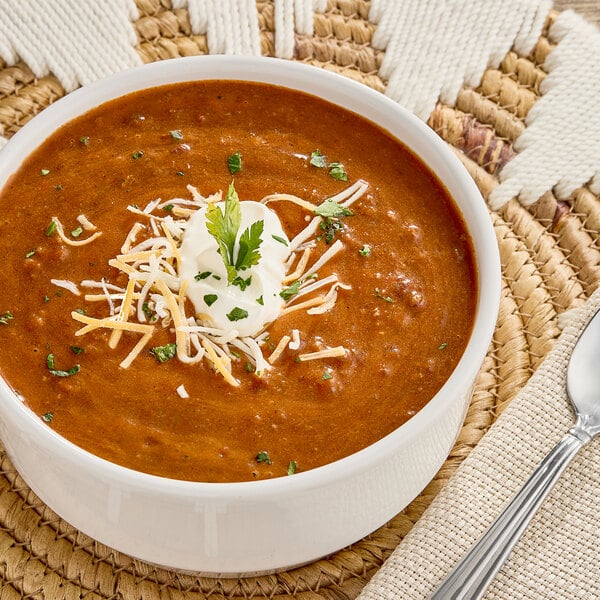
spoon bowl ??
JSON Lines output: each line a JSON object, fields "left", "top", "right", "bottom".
{"left": 567, "top": 308, "right": 600, "bottom": 438}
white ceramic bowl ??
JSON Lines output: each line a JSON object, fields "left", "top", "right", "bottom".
{"left": 0, "top": 56, "right": 501, "bottom": 575}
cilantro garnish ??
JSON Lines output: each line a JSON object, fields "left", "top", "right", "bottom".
{"left": 45, "top": 221, "right": 57, "bottom": 236}
{"left": 46, "top": 353, "right": 80, "bottom": 377}
{"left": 232, "top": 275, "right": 252, "bottom": 291}
{"left": 163, "top": 204, "right": 174, "bottom": 212}
{"left": 0, "top": 311, "right": 13, "bottom": 325}
{"left": 132, "top": 150, "right": 144, "bottom": 160}
{"left": 205, "top": 182, "right": 264, "bottom": 284}
{"left": 438, "top": 342, "right": 448, "bottom": 350}
{"left": 314, "top": 199, "right": 354, "bottom": 219}
{"left": 313, "top": 199, "right": 354, "bottom": 244}
{"left": 170, "top": 130, "right": 184, "bottom": 140}
{"left": 150, "top": 343, "right": 177, "bottom": 363}
{"left": 42, "top": 412, "right": 54, "bottom": 423}
{"left": 375, "top": 288, "right": 393, "bottom": 303}
{"left": 79, "top": 136, "right": 90, "bottom": 146}
{"left": 359, "top": 244, "right": 371, "bottom": 257}
{"left": 272, "top": 234, "right": 288, "bottom": 246}
{"left": 226, "top": 307, "right": 248, "bottom": 321}
{"left": 227, "top": 151, "right": 242, "bottom": 174}
{"left": 256, "top": 295, "right": 264, "bottom": 305}
{"left": 322, "top": 371, "right": 332, "bottom": 380}
{"left": 329, "top": 162, "right": 348, "bottom": 181}
{"left": 195, "top": 271, "right": 212, "bottom": 281}
{"left": 309, "top": 150, "right": 327, "bottom": 168}
{"left": 280, "top": 279, "right": 301, "bottom": 301}
{"left": 55, "top": 184, "right": 63, "bottom": 191}
{"left": 69, "top": 346, "right": 84, "bottom": 355}
{"left": 204, "top": 294, "right": 218, "bottom": 307}
{"left": 256, "top": 451, "right": 272, "bottom": 465}
{"left": 287, "top": 460, "right": 297, "bottom": 475}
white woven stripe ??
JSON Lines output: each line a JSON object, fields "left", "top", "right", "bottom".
{"left": 0, "top": 0, "right": 140, "bottom": 92}
{"left": 273, "top": 0, "right": 326, "bottom": 59}
{"left": 372, "top": 0, "right": 550, "bottom": 121}
{"left": 490, "top": 10, "right": 600, "bottom": 208}
{"left": 179, "top": 0, "right": 260, "bottom": 55}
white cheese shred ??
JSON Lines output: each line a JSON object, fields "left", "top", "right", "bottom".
{"left": 176, "top": 384, "right": 189, "bottom": 399}
{"left": 50, "top": 279, "right": 80, "bottom": 296}
{"left": 52, "top": 216, "right": 102, "bottom": 247}
{"left": 298, "top": 346, "right": 347, "bottom": 361}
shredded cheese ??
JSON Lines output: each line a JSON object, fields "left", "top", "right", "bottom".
{"left": 298, "top": 346, "right": 347, "bottom": 361}
{"left": 51, "top": 216, "right": 102, "bottom": 247}
{"left": 268, "top": 335, "right": 291, "bottom": 364}
{"left": 50, "top": 279, "right": 80, "bottom": 296}
{"left": 65, "top": 180, "right": 367, "bottom": 385}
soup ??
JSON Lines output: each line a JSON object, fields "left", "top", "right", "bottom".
{"left": 0, "top": 81, "right": 476, "bottom": 482}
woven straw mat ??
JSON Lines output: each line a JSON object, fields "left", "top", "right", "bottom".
{"left": 0, "top": 2, "right": 598, "bottom": 599}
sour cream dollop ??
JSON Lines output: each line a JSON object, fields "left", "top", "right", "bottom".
{"left": 179, "top": 200, "right": 290, "bottom": 337}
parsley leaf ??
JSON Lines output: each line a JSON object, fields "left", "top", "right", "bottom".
{"left": 256, "top": 451, "right": 272, "bottom": 465}
{"left": 0, "top": 311, "right": 13, "bottom": 325}
{"left": 272, "top": 234, "right": 288, "bottom": 246}
{"left": 206, "top": 182, "right": 242, "bottom": 284}
{"left": 309, "top": 150, "right": 327, "bottom": 168}
{"left": 150, "top": 343, "right": 177, "bottom": 363}
{"left": 280, "top": 279, "right": 301, "bottom": 301}
{"left": 45, "top": 221, "right": 57, "bottom": 236}
{"left": 226, "top": 307, "right": 248, "bottom": 321}
{"left": 204, "top": 294, "right": 218, "bottom": 307}
{"left": 375, "top": 288, "right": 393, "bottom": 303}
{"left": 328, "top": 162, "right": 348, "bottom": 181}
{"left": 205, "top": 182, "right": 264, "bottom": 285}
{"left": 227, "top": 151, "right": 242, "bottom": 174}
{"left": 46, "top": 353, "right": 80, "bottom": 377}
{"left": 232, "top": 275, "right": 252, "bottom": 291}
{"left": 236, "top": 220, "right": 263, "bottom": 271}
{"left": 314, "top": 199, "right": 354, "bottom": 219}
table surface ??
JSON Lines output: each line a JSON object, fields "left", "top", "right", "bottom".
{"left": 554, "top": 0, "right": 600, "bottom": 25}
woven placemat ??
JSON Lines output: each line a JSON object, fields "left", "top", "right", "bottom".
{"left": 0, "top": 2, "right": 598, "bottom": 598}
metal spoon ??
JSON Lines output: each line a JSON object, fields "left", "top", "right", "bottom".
{"left": 431, "top": 307, "right": 600, "bottom": 600}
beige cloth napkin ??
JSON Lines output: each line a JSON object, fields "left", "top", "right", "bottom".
{"left": 359, "top": 288, "right": 600, "bottom": 600}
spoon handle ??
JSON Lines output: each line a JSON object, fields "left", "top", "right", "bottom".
{"left": 430, "top": 431, "right": 588, "bottom": 600}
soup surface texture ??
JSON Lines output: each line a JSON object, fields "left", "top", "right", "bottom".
{"left": 0, "top": 81, "right": 476, "bottom": 482}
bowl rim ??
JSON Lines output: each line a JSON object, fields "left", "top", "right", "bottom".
{"left": 0, "top": 55, "right": 501, "bottom": 497}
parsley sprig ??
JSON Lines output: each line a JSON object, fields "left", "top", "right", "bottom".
{"left": 206, "top": 182, "right": 264, "bottom": 285}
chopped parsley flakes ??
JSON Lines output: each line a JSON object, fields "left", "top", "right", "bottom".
{"left": 226, "top": 306, "right": 248, "bottom": 321}
{"left": 46, "top": 353, "right": 80, "bottom": 377}
{"left": 204, "top": 294, "right": 218, "bottom": 307}
{"left": 150, "top": 343, "right": 177, "bottom": 363}
{"left": 256, "top": 450, "right": 272, "bottom": 465}
{"left": 309, "top": 149, "right": 327, "bottom": 168}
{"left": 227, "top": 151, "right": 242, "bottom": 174}
{"left": 0, "top": 311, "right": 13, "bottom": 325}
{"left": 328, "top": 162, "right": 348, "bottom": 181}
